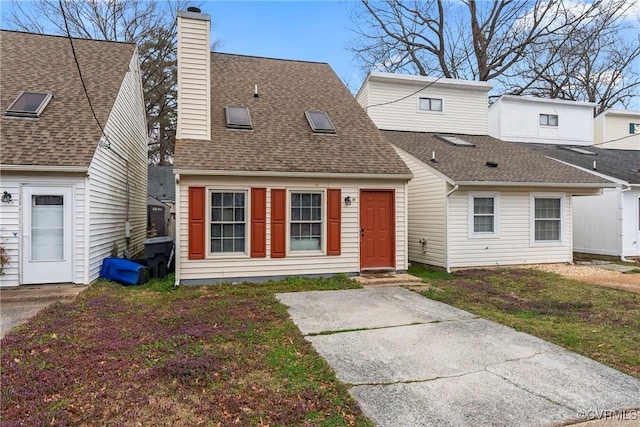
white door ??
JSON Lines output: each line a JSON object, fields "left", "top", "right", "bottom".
{"left": 22, "top": 186, "right": 73, "bottom": 284}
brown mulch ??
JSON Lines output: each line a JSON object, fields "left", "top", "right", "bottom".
{"left": 524, "top": 264, "right": 640, "bottom": 294}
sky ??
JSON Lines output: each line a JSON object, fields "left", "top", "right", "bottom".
{"left": 206, "top": 1, "right": 363, "bottom": 91}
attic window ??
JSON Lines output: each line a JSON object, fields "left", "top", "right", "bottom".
{"left": 305, "top": 111, "right": 336, "bottom": 134}
{"left": 559, "top": 146, "right": 597, "bottom": 155}
{"left": 5, "top": 92, "right": 52, "bottom": 118}
{"left": 225, "top": 106, "right": 252, "bottom": 129}
{"left": 435, "top": 134, "right": 475, "bottom": 147}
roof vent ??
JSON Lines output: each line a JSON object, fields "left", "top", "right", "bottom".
{"left": 187, "top": 6, "right": 201, "bottom": 13}
{"left": 486, "top": 161, "right": 498, "bottom": 168}
{"left": 435, "top": 134, "right": 475, "bottom": 147}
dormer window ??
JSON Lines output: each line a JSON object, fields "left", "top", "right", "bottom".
{"left": 225, "top": 106, "right": 252, "bottom": 130}
{"left": 5, "top": 91, "right": 52, "bottom": 118}
{"left": 539, "top": 114, "right": 558, "bottom": 127}
{"left": 418, "top": 97, "right": 443, "bottom": 112}
{"left": 305, "top": 111, "right": 336, "bottom": 134}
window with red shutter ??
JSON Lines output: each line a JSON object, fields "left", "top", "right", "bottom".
{"left": 327, "top": 189, "right": 341, "bottom": 255}
{"left": 251, "top": 188, "right": 266, "bottom": 257}
{"left": 271, "top": 189, "right": 286, "bottom": 258}
{"left": 188, "top": 187, "right": 205, "bottom": 259}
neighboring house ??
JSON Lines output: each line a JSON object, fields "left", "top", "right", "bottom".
{"left": 357, "top": 73, "right": 612, "bottom": 270}
{"left": 524, "top": 145, "right": 640, "bottom": 259}
{"left": 488, "top": 95, "right": 596, "bottom": 146}
{"left": 172, "top": 9, "right": 412, "bottom": 285}
{"left": 593, "top": 109, "right": 640, "bottom": 150}
{"left": 0, "top": 30, "right": 148, "bottom": 287}
{"left": 148, "top": 165, "right": 175, "bottom": 237}
{"left": 356, "top": 72, "right": 492, "bottom": 135}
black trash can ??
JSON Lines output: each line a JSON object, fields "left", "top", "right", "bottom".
{"left": 143, "top": 236, "right": 174, "bottom": 279}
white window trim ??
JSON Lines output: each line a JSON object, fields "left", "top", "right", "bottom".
{"left": 417, "top": 96, "right": 445, "bottom": 114}
{"left": 468, "top": 192, "right": 499, "bottom": 239}
{"left": 206, "top": 187, "right": 251, "bottom": 259}
{"left": 539, "top": 113, "right": 559, "bottom": 127}
{"left": 530, "top": 193, "right": 565, "bottom": 247}
{"left": 286, "top": 189, "right": 326, "bottom": 257}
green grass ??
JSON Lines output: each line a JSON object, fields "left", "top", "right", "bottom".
{"left": 1, "top": 274, "right": 372, "bottom": 426}
{"left": 409, "top": 265, "right": 640, "bottom": 378}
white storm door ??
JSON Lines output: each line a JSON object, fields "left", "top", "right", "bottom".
{"left": 22, "top": 186, "right": 73, "bottom": 284}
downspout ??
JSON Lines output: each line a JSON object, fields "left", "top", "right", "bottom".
{"left": 174, "top": 173, "right": 180, "bottom": 288}
{"left": 619, "top": 184, "right": 632, "bottom": 262}
{"left": 444, "top": 184, "right": 459, "bottom": 273}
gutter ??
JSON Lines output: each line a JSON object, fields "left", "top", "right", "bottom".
{"left": 173, "top": 169, "right": 414, "bottom": 180}
{"left": 453, "top": 181, "right": 616, "bottom": 188}
{"left": 0, "top": 164, "right": 88, "bottom": 173}
{"left": 444, "top": 184, "right": 459, "bottom": 273}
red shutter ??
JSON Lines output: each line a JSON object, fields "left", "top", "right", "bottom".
{"left": 251, "top": 188, "right": 267, "bottom": 258}
{"left": 271, "top": 189, "right": 286, "bottom": 258}
{"left": 188, "top": 186, "right": 205, "bottom": 260}
{"left": 327, "top": 189, "right": 341, "bottom": 256}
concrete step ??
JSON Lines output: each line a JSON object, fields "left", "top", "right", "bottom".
{"left": 353, "top": 273, "right": 424, "bottom": 286}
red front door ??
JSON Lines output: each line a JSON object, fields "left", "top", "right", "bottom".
{"left": 360, "top": 190, "right": 395, "bottom": 270}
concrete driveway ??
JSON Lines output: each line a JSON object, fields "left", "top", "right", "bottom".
{"left": 276, "top": 287, "right": 640, "bottom": 427}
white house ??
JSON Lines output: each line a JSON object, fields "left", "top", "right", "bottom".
{"left": 488, "top": 95, "right": 596, "bottom": 146}
{"left": 524, "top": 144, "right": 640, "bottom": 259}
{"left": 173, "top": 9, "right": 412, "bottom": 285}
{"left": 0, "top": 31, "right": 148, "bottom": 287}
{"left": 357, "top": 73, "right": 612, "bottom": 270}
{"left": 593, "top": 109, "right": 640, "bottom": 150}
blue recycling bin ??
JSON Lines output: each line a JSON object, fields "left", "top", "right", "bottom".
{"left": 100, "top": 257, "right": 147, "bottom": 286}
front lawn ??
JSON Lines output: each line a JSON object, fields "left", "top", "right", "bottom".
{"left": 410, "top": 265, "right": 640, "bottom": 378}
{"left": 1, "top": 275, "right": 372, "bottom": 426}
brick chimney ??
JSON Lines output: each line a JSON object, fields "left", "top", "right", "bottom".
{"left": 176, "top": 7, "right": 211, "bottom": 140}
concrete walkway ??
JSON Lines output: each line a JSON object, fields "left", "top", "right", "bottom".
{"left": 276, "top": 287, "right": 640, "bottom": 427}
{"left": 0, "top": 284, "right": 87, "bottom": 338}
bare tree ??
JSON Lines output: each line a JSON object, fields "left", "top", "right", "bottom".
{"left": 8, "top": 0, "right": 206, "bottom": 164}
{"left": 350, "top": 0, "right": 640, "bottom": 111}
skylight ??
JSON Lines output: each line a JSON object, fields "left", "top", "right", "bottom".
{"left": 225, "top": 106, "right": 252, "bottom": 129}
{"left": 305, "top": 111, "right": 336, "bottom": 134}
{"left": 5, "top": 92, "right": 52, "bottom": 118}
{"left": 435, "top": 134, "right": 475, "bottom": 147}
{"left": 559, "top": 146, "right": 597, "bottom": 155}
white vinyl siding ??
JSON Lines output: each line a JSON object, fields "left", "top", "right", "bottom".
{"left": 362, "top": 79, "right": 489, "bottom": 135}
{"left": 395, "top": 147, "right": 447, "bottom": 268}
{"left": 87, "top": 52, "right": 148, "bottom": 282}
{"left": 177, "top": 175, "right": 408, "bottom": 282}
{"left": 594, "top": 111, "right": 640, "bottom": 150}
{"left": 0, "top": 173, "right": 86, "bottom": 287}
{"left": 448, "top": 189, "right": 572, "bottom": 268}
{"left": 488, "top": 96, "right": 594, "bottom": 145}
{"left": 177, "top": 13, "right": 210, "bottom": 140}
{"left": 572, "top": 187, "right": 640, "bottom": 257}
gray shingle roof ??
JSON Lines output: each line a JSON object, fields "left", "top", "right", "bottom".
{"left": 383, "top": 130, "right": 611, "bottom": 185}
{"left": 174, "top": 53, "right": 411, "bottom": 176}
{"left": 148, "top": 166, "right": 175, "bottom": 200}
{"left": 522, "top": 144, "right": 640, "bottom": 185}
{"left": 0, "top": 30, "right": 136, "bottom": 168}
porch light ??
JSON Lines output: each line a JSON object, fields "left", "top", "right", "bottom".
{"left": 344, "top": 196, "right": 352, "bottom": 206}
